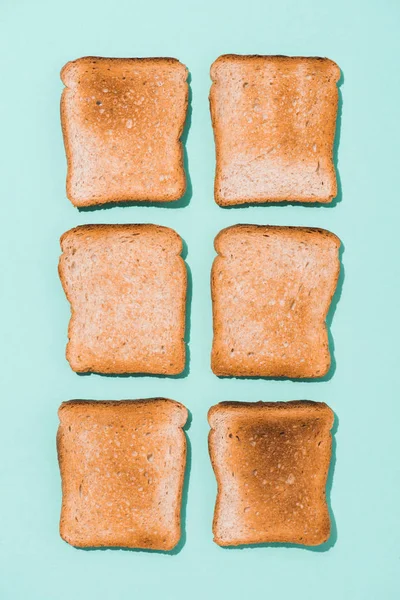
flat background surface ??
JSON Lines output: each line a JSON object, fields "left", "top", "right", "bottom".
{"left": 1, "top": 0, "right": 399, "bottom": 598}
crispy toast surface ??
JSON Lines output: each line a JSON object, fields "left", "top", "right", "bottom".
{"left": 210, "top": 55, "right": 340, "bottom": 205}
{"left": 57, "top": 399, "right": 188, "bottom": 549}
{"left": 208, "top": 400, "right": 334, "bottom": 546}
{"left": 61, "top": 56, "right": 188, "bottom": 206}
{"left": 211, "top": 225, "right": 340, "bottom": 378}
{"left": 59, "top": 224, "right": 187, "bottom": 374}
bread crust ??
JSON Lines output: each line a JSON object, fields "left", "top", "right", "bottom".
{"left": 61, "top": 56, "right": 188, "bottom": 207}
{"left": 208, "top": 400, "right": 334, "bottom": 546}
{"left": 57, "top": 398, "right": 188, "bottom": 550}
{"left": 59, "top": 224, "right": 187, "bottom": 374}
{"left": 209, "top": 54, "right": 340, "bottom": 205}
{"left": 211, "top": 225, "right": 341, "bottom": 378}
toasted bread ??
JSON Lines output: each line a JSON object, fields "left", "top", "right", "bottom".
{"left": 208, "top": 400, "right": 334, "bottom": 546}
{"left": 59, "top": 224, "right": 187, "bottom": 374}
{"left": 61, "top": 57, "right": 188, "bottom": 206}
{"left": 57, "top": 399, "right": 188, "bottom": 549}
{"left": 211, "top": 225, "right": 341, "bottom": 378}
{"left": 210, "top": 55, "right": 340, "bottom": 205}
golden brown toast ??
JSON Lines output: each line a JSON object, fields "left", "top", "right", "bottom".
{"left": 59, "top": 224, "right": 187, "bottom": 375}
{"left": 210, "top": 55, "right": 340, "bottom": 205}
{"left": 61, "top": 57, "right": 188, "bottom": 206}
{"left": 211, "top": 225, "right": 341, "bottom": 378}
{"left": 57, "top": 399, "right": 188, "bottom": 549}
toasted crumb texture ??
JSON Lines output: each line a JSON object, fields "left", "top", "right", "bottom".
{"left": 57, "top": 399, "right": 188, "bottom": 549}
{"left": 210, "top": 55, "right": 340, "bottom": 205}
{"left": 59, "top": 224, "right": 186, "bottom": 374}
{"left": 208, "top": 400, "right": 334, "bottom": 546}
{"left": 211, "top": 225, "right": 341, "bottom": 378}
{"left": 61, "top": 56, "right": 188, "bottom": 206}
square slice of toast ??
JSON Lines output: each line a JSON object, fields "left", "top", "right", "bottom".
{"left": 61, "top": 56, "right": 188, "bottom": 207}
{"left": 59, "top": 224, "right": 187, "bottom": 375}
{"left": 210, "top": 55, "right": 340, "bottom": 205}
{"left": 208, "top": 401, "right": 334, "bottom": 546}
{"left": 211, "top": 225, "right": 341, "bottom": 378}
{"left": 57, "top": 399, "right": 188, "bottom": 549}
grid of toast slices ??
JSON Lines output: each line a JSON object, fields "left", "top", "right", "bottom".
{"left": 57, "top": 54, "right": 341, "bottom": 550}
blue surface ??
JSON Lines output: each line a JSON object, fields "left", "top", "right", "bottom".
{"left": 1, "top": 0, "right": 399, "bottom": 598}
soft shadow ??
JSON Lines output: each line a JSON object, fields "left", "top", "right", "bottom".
{"left": 322, "top": 241, "right": 345, "bottom": 381}
{"left": 172, "top": 410, "right": 192, "bottom": 554}
{"left": 221, "top": 412, "right": 339, "bottom": 553}
{"left": 219, "top": 70, "right": 344, "bottom": 210}
{"left": 77, "top": 410, "right": 192, "bottom": 555}
{"left": 332, "top": 70, "right": 344, "bottom": 205}
{"left": 216, "top": 242, "right": 345, "bottom": 383}
{"left": 77, "top": 73, "right": 193, "bottom": 212}
{"left": 77, "top": 237, "right": 192, "bottom": 380}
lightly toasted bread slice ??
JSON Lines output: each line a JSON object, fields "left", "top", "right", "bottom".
{"left": 211, "top": 225, "right": 341, "bottom": 378}
{"left": 210, "top": 55, "right": 340, "bottom": 205}
{"left": 208, "top": 400, "right": 334, "bottom": 546}
{"left": 61, "top": 56, "right": 188, "bottom": 207}
{"left": 59, "top": 224, "right": 187, "bottom": 375}
{"left": 57, "top": 398, "right": 188, "bottom": 550}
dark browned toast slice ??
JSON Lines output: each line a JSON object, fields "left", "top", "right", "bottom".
{"left": 208, "top": 401, "right": 334, "bottom": 546}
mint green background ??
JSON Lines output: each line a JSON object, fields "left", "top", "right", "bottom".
{"left": 1, "top": 0, "right": 399, "bottom": 598}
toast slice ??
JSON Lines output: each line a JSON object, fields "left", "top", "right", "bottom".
{"left": 211, "top": 225, "right": 341, "bottom": 378}
{"left": 61, "top": 56, "right": 188, "bottom": 207}
{"left": 59, "top": 224, "right": 186, "bottom": 374}
{"left": 208, "top": 401, "right": 334, "bottom": 546}
{"left": 210, "top": 55, "right": 340, "bottom": 205}
{"left": 57, "top": 399, "right": 188, "bottom": 549}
